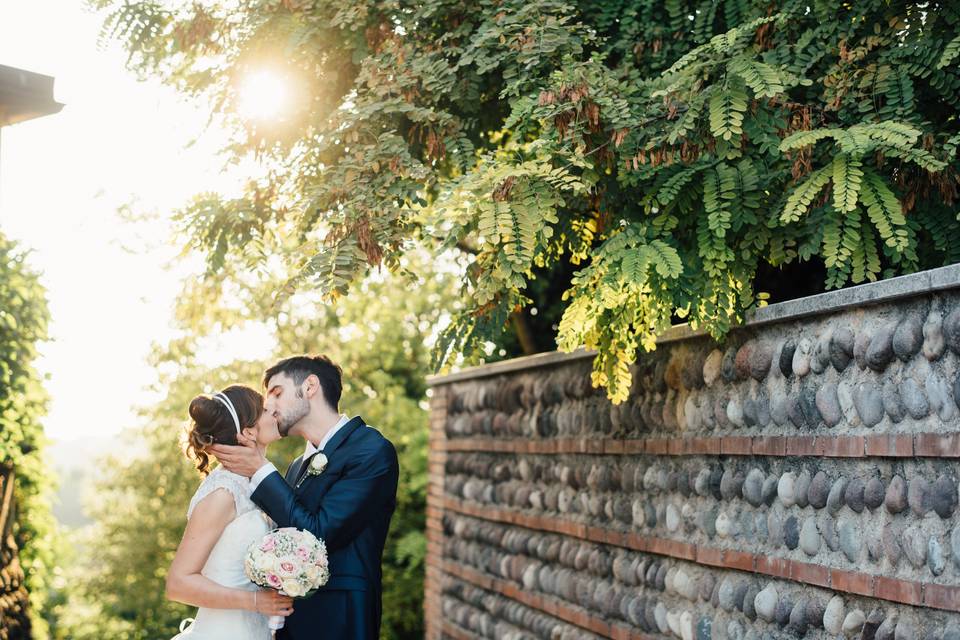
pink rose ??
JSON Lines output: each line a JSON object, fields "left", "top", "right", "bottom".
{"left": 260, "top": 537, "right": 276, "bottom": 552}
{"left": 280, "top": 561, "right": 296, "bottom": 573}
{"left": 295, "top": 547, "right": 309, "bottom": 561}
{"left": 267, "top": 573, "right": 282, "bottom": 588}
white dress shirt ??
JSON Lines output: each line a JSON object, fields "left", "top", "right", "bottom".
{"left": 250, "top": 414, "right": 350, "bottom": 491}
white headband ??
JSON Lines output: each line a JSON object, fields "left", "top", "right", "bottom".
{"left": 213, "top": 392, "right": 241, "bottom": 434}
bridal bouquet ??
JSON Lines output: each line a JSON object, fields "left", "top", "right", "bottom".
{"left": 244, "top": 527, "right": 330, "bottom": 631}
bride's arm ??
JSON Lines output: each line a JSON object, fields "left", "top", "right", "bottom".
{"left": 165, "top": 488, "right": 292, "bottom": 616}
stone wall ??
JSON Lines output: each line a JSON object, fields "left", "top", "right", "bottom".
{"left": 0, "top": 470, "right": 30, "bottom": 639}
{"left": 425, "top": 266, "right": 960, "bottom": 640}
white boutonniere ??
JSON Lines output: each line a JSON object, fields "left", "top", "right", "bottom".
{"left": 307, "top": 453, "right": 328, "bottom": 476}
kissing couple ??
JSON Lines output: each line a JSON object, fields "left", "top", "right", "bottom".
{"left": 164, "top": 355, "right": 399, "bottom": 639}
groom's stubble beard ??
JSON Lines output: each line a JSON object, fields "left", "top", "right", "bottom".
{"left": 277, "top": 387, "right": 310, "bottom": 437}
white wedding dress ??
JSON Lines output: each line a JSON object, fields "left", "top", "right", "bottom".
{"left": 171, "top": 466, "right": 273, "bottom": 640}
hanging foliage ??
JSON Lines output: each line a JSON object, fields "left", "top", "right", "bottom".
{"left": 93, "top": 0, "right": 960, "bottom": 401}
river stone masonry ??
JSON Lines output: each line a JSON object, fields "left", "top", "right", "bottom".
{"left": 425, "top": 267, "right": 960, "bottom": 640}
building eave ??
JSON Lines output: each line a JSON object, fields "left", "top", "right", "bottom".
{"left": 0, "top": 64, "right": 64, "bottom": 127}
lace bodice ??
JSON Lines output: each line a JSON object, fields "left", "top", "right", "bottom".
{"left": 172, "top": 466, "right": 272, "bottom": 640}
{"left": 187, "top": 466, "right": 258, "bottom": 520}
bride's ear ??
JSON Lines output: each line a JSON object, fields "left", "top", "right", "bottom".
{"left": 239, "top": 426, "right": 257, "bottom": 445}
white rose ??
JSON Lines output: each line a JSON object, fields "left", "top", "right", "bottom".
{"left": 281, "top": 579, "right": 306, "bottom": 597}
{"left": 257, "top": 553, "right": 280, "bottom": 574}
{"left": 304, "top": 564, "right": 321, "bottom": 585}
{"left": 308, "top": 453, "right": 328, "bottom": 475}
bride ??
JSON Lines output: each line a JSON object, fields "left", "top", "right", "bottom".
{"left": 165, "top": 385, "right": 294, "bottom": 639}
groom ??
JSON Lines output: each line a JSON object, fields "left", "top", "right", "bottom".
{"left": 213, "top": 355, "right": 399, "bottom": 640}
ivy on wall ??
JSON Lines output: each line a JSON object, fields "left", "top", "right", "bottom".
{"left": 0, "top": 230, "right": 55, "bottom": 637}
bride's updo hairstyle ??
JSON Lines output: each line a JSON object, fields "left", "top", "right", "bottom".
{"left": 186, "top": 385, "right": 264, "bottom": 475}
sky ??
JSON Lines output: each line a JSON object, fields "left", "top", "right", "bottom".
{"left": 0, "top": 1, "right": 268, "bottom": 443}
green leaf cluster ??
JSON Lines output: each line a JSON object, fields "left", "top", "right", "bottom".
{"left": 0, "top": 230, "right": 57, "bottom": 638}
{"left": 93, "top": 0, "right": 960, "bottom": 401}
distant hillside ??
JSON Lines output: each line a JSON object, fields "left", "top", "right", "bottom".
{"left": 48, "top": 432, "right": 147, "bottom": 529}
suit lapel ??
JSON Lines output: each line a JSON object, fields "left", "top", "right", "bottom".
{"left": 322, "top": 416, "right": 365, "bottom": 456}
{"left": 293, "top": 417, "right": 365, "bottom": 490}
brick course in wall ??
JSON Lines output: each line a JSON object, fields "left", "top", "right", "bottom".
{"left": 426, "top": 272, "right": 960, "bottom": 639}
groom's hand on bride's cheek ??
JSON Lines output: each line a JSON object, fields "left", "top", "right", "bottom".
{"left": 209, "top": 440, "right": 266, "bottom": 478}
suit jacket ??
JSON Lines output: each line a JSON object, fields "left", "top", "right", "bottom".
{"left": 251, "top": 417, "right": 399, "bottom": 640}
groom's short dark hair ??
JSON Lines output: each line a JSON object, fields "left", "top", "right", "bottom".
{"left": 264, "top": 355, "right": 343, "bottom": 411}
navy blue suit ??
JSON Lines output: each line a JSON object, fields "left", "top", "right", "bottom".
{"left": 251, "top": 417, "right": 398, "bottom": 640}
